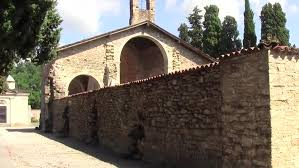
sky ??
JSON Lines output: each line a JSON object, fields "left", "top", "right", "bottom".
{"left": 57, "top": 0, "right": 299, "bottom": 47}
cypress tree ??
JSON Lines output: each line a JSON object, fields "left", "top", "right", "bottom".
{"left": 187, "top": 6, "right": 204, "bottom": 49}
{"left": 203, "top": 5, "right": 222, "bottom": 57}
{"left": 220, "top": 16, "right": 242, "bottom": 54}
{"left": 178, "top": 23, "right": 190, "bottom": 43}
{"left": 243, "top": 0, "right": 257, "bottom": 48}
{"left": 260, "top": 3, "right": 289, "bottom": 45}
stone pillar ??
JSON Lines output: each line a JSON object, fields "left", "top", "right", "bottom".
{"left": 172, "top": 48, "right": 181, "bottom": 71}
{"left": 104, "top": 43, "right": 117, "bottom": 86}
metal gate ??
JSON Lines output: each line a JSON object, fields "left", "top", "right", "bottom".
{"left": 0, "top": 106, "right": 7, "bottom": 123}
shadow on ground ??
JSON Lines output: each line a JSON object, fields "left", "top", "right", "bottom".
{"left": 6, "top": 128, "right": 163, "bottom": 168}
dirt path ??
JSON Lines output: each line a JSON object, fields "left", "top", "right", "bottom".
{"left": 0, "top": 127, "right": 155, "bottom": 168}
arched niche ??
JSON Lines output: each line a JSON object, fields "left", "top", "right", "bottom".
{"left": 139, "top": 0, "right": 147, "bottom": 10}
{"left": 68, "top": 75, "right": 100, "bottom": 95}
{"left": 120, "top": 36, "right": 167, "bottom": 84}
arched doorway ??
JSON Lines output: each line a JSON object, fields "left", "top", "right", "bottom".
{"left": 120, "top": 37, "right": 167, "bottom": 83}
{"left": 68, "top": 75, "right": 100, "bottom": 95}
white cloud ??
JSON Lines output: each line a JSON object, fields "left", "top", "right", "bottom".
{"left": 290, "top": 4, "right": 298, "bottom": 13}
{"left": 57, "top": 0, "right": 121, "bottom": 35}
{"left": 180, "top": 0, "right": 243, "bottom": 22}
{"left": 165, "top": 0, "right": 177, "bottom": 10}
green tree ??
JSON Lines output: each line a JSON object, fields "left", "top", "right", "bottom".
{"left": 260, "top": 3, "right": 289, "bottom": 45}
{"left": 0, "top": 76, "right": 8, "bottom": 94}
{"left": 187, "top": 6, "right": 204, "bottom": 49}
{"left": 203, "top": 5, "right": 222, "bottom": 57}
{"left": 243, "top": 0, "right": 257, "bottom": 48}
{"left": 0, "top": 0, "right": 62, "bottom": 93}
{"left": 220, "top": 16, "right": 242, "bottom": 54}
{"left": 178, "top": 23, "right": 190, "bottom": 43}
{"left": 11, "top": 62, "right": 42, "bottom": 109}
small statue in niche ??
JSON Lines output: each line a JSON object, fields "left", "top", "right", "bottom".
{"left": 86, "top": 99, "right": 98, "bottom": 145}
{"left": 62, "top": 100, "right": 71, "bottom": 137}
{"left": 125, "top": 124, "right": 145, "bottom": 160}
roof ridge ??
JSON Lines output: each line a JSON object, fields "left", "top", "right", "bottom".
{"left": 58, "top": 21, "right": 215, "bottom": 62}
{"left": 271, "top": 45, "right": 299, "bottom": 55}
{"left": 217, "top": 44, "right": 299, "bottom": 61}
{"left": 217, "top": 47, "right": 262, "bottom": 60}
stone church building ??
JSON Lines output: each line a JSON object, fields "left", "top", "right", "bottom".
{"left": 42, "top": 0, "right": 213, "bottom": 97}
{"left": 41, "top": 0, "right": 299, "bottom": 168}
{"left": 41, "top": 0, "right": 214, "bottom": 125}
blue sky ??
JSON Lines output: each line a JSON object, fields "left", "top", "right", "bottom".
{"left": 58, "top": 0, "right": 299, "bottom": 47}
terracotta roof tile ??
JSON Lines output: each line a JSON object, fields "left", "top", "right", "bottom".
{"left": 55, "top": 62, "right": 220, "bottom": 100}
{"left": 272, "top": 46, "right": 299, "bottom": 55}
{"left": 217, "top": 47, "right": 261, "bottom": 60}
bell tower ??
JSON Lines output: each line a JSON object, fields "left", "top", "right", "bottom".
{"left": 130, "top": 0, "right": 155, "bottom": 25}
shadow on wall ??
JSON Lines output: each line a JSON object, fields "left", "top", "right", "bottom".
{"left": 5, "top": 128, "right": 162, "bottom": 168}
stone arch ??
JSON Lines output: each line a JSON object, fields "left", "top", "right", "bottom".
{"left": 67, "top": 75, "right": 100, "bottom": 95}
{"left": 120, "top": 36, "right": 168, "bottom": 83}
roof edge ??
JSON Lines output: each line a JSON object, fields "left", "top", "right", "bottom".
{"left": 58, "top": 21, "right": 216, "bottom": 62}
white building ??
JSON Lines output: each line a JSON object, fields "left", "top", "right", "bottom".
{"left": 0, "top": 75, "right": 31, "bottom": 126}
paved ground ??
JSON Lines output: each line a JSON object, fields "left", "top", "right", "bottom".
{"left": 0, "top": 127, "right": 156, "bottom": 168}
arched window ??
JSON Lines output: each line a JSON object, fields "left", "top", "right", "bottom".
{"left": 68, "top": 75, "right": 100, "bottom": 95}
{"left": 120, "top": 37, "right": 167, "bottom": 84}
{"left": 139, "top": 0, "right": 147, "bottom": 10}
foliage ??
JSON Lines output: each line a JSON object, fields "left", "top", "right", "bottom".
{"left": 203, "top": 5, "right": 222, "bottom": 57}
{"left": 178, "top": 23, "right": 190, "bottom": 43}
{"left": 187, "top": 6, "right": 204, "bottom": 49}
{"left": 243, "top": 0, "right": 257, "bottom": 48}
{"left": 0, "top": 0, "right": 61, "bottom": 92}
{"left": 260, "top": 3, "right": 289, "bottom": 45}
{"left": 0, "top": 76, "right": 8, "bottom": 94}
{"left": 11, "top": 62, "right": 42, "bottom": 109}
{"left": 220, "top": 16, "right": 242, "bottom": 54}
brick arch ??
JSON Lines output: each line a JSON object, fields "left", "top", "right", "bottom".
{"left": 67, "top": 75, "right": 100, "bottom": 95}
{"left": 120, "top": 36, "right": 168, "bottom": 83}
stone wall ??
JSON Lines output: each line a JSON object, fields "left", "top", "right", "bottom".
{"left": 52, "top": 63, "right": 222, "bottom": 167}
{"left": 52, "top": 92, "right": 98, "bottom": 141}
{"left": 220, "top": 50, "right": 272, "bottom": 167}
{"left": 50, "top": 49, "right": 299, "bottom": 167}
{"left": 269, "top": 51, "right": 299, "bottom": 168}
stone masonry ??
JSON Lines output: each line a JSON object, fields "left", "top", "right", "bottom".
{"left": 49, "top": 47, "right": 299, "bottom": 167}
{"left": 40, "top": 22, "right": 213, "bottom": 131}
{"left": 40, "top": 3, "right": 214, "bottom": 131}
{"left": 269, "top": 49, "right": 299, "bottom": 168}
{"left": 130, "top": 0, "right": 155, "bottom": 25}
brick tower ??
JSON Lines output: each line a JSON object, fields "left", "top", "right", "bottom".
{"left": 129, "top": 0, "right": 155, "bottom": 25}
